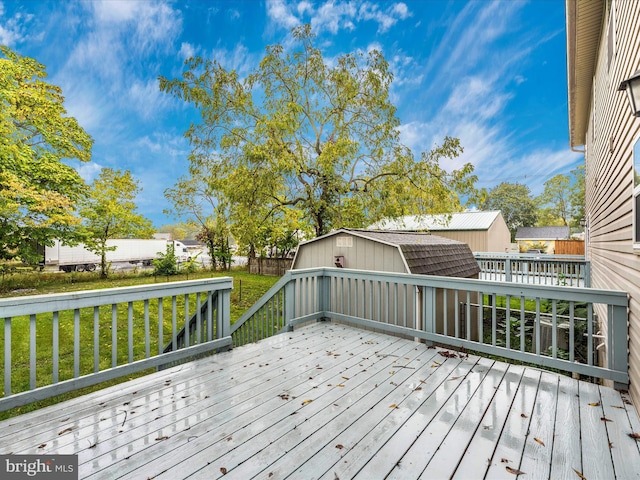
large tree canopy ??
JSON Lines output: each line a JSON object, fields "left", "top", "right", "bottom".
{"left": 482, "top": 182, "right": 538, "bottom": 241}
{"left": 160, "top": 25, "right": 477, "bottom": 240}
{"left": 0, "top": 46, "right": 93, "bottom": 263}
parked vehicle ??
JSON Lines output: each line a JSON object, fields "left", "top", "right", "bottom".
{"left": 44, "top": 239, "right": 191, "bottom": 272}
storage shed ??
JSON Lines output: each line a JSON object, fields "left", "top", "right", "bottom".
{"left": 292, "top": 229, "right": 480, "bottom": 338}
{"left": 515, "top": 226, "right": 570, "bottom": 254}
{"left": 292, "top": 229, "right": 480, "bottom": 277}
{"left": 369, "top": 211, "right": 511, "bottom": 253}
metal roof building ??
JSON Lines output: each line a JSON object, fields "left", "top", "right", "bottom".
{"left": 369, "top": 211, "right": 511, "bottom": 253}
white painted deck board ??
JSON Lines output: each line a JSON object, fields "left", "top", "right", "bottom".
{"left": 0, "top": 322, "right": 639, "bottom": 480}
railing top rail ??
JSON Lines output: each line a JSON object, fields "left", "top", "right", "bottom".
{"left": 289, "top": 267, "right": 627, "bottom": 306}
{"left": 0, "top": 277, "right": 234, "bottom": 317}
{"left": 473, "top": 252, "right": 586, "bottom": 261}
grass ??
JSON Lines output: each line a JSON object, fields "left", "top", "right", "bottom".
{"left": 0, "top": 266, "right": 279, "bottom": 420}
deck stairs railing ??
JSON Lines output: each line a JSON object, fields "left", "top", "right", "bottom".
{"left": 474, "top": 253, "right": 590, "bottom": 287}
{"left": 0, "top": 278, "right": 232, "bottom": 412}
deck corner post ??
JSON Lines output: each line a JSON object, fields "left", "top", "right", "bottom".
{"left": 584, "top": 261, "right": 591, "bottom": 288}
{"left": 610, "top": 301, "right": 629, "bottom": 390}
{"left": 318, "top": 273, "right": 331, "bottom": 321}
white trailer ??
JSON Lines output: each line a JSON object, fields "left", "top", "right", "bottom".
{"left": 44, "top": 239, "right": 191, "bottom": 272}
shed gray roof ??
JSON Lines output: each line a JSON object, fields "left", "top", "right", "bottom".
{"left": 341, "top": 229, "right": 480, "bottom": 278}
{"left": 515, "top": 226, "right": 570, "bottom": 240}
{"left": 369, "top": 211, "right": 502, "bottom": 231}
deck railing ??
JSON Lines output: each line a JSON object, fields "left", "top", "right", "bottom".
{"left": 231, "top": 267, "right": 628, "bottom": 387}
{"left": 0, "top": 278, "right": 232, "bottom": 412}
{"left": 474, "top": 253, "right": 590, "bottom": 287}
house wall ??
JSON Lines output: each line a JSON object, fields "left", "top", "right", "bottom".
{"left": 584, "top": 0, "right": 640, "bottom": 403}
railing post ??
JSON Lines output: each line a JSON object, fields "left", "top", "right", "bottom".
{"left": 318, "top": 272, "right": 331, "bottom": 321}
{"left": 505, "top": 259, "right": 512, "bottom": 282}
{"left": 284, "top": 278, "right": 295, "bottom": 331}
{"left": 584, "top": 261, "right": 591, "bottom": 288}
{"left": 609, "top": 300, "right": 629, "bottom": 390}
{"left": 217, "top": 288, "right": 231, "bottom": 339}
{"left": 423, "top": 286, "right": 436, "bottom": 335}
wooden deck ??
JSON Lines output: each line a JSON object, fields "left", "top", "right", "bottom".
{"left": 1, "top": 322, "right": 639, "bottom": 479}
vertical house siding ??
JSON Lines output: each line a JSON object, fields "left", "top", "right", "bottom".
{"left": 585, "top": 0, "right": 640, "bottom": 403}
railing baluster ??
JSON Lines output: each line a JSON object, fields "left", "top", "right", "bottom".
{"left": 4, "top": 317, "right": 11, "bottom": 396}
{"left": 30, "top": 314, "right": 36, "bottom": 389}
{"left": 53, "top": 311, "right": 60, "bottom": 382}
{"left": 491, "top": 293, "right": 496, "bottom": 346}
{"left": 587, "top": 302, "right": 594, "bottom": 366}
{"left": 195, "top": 293, "right": 201, "bottom": 345}
{"left": 73, "top": 308, "right": 80, "bottom": 378}
{"left": 551, "top": 299, "right": 557, "bottom": 359}
{"left": 93, "top": 307, "right": 99, "bottom": 373}
{"left": 171, "top": 296, "right": 177, "bottom": 352}
{"left": 128, "top": 301, "right": 134, "bottom": 363}
{"left": 158, "top": 298, "right": 163, "bottom": 355}
{"left": 505, "top": 295, "right": 511, "bottom": 350}
{"left": 144, "top": 300, "right": 150, "bottom": 359}
{"left": 183, "top": 294, "right": 189, "bottom": 348}
{"left": 535, "top": 298, "right": 541, "bottom": 356}
{"left": 519, "top": 296, "right": 525, "bottom": 353}
{"left": 569, "top": 301, "right": 575, "bottom": 363}
{"left": 112, "top": 304, "right": 118, "bottom": 368}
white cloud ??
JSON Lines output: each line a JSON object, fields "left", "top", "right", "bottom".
{"left": 179, "top": 42, "right": 196, "bottom": 60}
{"left": 266, "top": 0, "right": 300, "bottom": 29}
{"left": 75, "top": 162, "right": 104, "bottom": 184}
{"left": 265, "top": 0, "right": 412, "bottom": 35}
{"left": 0, "top": 4, "right": 33, "bottom": 45}
{"left": 358, "top": 2, "right": 412, "bottom": 33}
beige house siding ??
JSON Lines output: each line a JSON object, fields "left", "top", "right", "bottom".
{"left": 486, "top": 214, "right": 512, "bottom": 252}
{"left": 578, "top": 0, "right": 640, "bottom": 404}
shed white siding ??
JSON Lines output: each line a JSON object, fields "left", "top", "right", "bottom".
{"left": 292, "top": 233, "right": 407, "bottom": 273}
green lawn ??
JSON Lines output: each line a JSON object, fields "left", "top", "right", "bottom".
{"left": 0, "top": 267, "right": 279, "bottom": 420}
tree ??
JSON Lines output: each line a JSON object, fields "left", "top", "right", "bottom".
{"left": 0, "top": 46, "right": 93, "bottom": 264}
{"left": 481, "top": 182, "right": 537, "bottom": 241}
{"left": 536, "top": 174, "right": 571, "bottom": 226}
{"left": 159, "top": 25, "right": 477, "bottom": 239}
{"left": 79, "top": 168, "right": 154, "bottom": 277}
{"left": 568, "top": 165, "right": 585, "bottom": 227}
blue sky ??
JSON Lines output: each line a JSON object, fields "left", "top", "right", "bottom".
{"left": 0, "top": 0, "right": 579, "bottom": 228}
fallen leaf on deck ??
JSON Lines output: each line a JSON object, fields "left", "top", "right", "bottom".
{"left": 520, "top": 413, "right": 528, "bottom": 418}
{"left": 227, "top": 437, "right": 232, "bottom": 441}
{"left": 155, "top": 436, "right": 169, "bottom": 441}
{"left": 506, "top": 466, "right": 525, "bottom": 475}
{"left": 448, "top": 376, "right": 461, "bottom": 381}
{"left": 534, "top": 437, "right": 545, "bottom": 446}
{"left": 220, "top": 467, "right": 227, "bottom": 475}
{"left": 588, "top": 401, "right": 601, "bottom": 407}
{"left": 572, "top": 468, "right": 586, "bottom": 479}
{"left": 58, "top": 428, "right": 73, "bottom": 436}
{"left": 342, "top": 376, "right": 349, "bottom": 380}
{"left": 389, "top": 404, "right": 399, "bottom": 409}
{"left": 600, "top": 417, "right": 613, "bottom": 422}
{"left": 335, "top": 444, "right": 344, "bottom": 449}
{"left": 301, "top": 399, "right": 313, "bottom": 405}
{"left": 38, "top": 444, "right": 46, "bottom": 449}
{"left": 501, "top": 458, "right": 510, "bottom": 463}
{"left": 611, "top": 405, "right": 625, "bottom": 409}
{"left": 414, "top": 387, "right": 422, "bottom": 391}
{"left": 628, "top": 432, "right": 640, "bottom": 440}
{"left": 337, "top": 384, "right": 345, "bottom": 388}
{"left": 389, "top": 371, "right": 395, "bottom": 374}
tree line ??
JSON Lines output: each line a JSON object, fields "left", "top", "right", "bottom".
{"left": 1, "top": 26, "right": 584, "bottom": 276}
